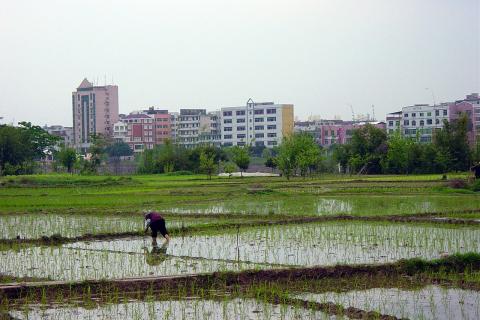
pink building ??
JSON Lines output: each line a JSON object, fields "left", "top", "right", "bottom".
{"left": 122, "top": 114, "right": 155, "bottom": 153}
{"left": 72, "top": 78, "right": 119, "bottom": 151}
{"left": 294, "top": 120, "right": 386, "bottom": 147}
{"left": 449, "top": 100, "right": 476, "bottom": 146}
{"left": 144, "top": 107, "right": 171, "bottom": 145}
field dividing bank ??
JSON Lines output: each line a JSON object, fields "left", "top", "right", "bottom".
{"left": 2, "top": 253, "right": 480, "bottom": 300}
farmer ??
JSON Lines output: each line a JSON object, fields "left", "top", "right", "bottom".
{"left": 144, "top": 210, "right": 170, "bottom": 246}
{"left": 471, "top": 162, "right": 480, "bottom": 179}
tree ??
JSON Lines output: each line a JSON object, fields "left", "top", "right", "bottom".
{"left": 199, "top": 151, "right": 216, "bottom": 179}
{"left": 82, "top": 134, "right": 108, "bottom": 174}
{"left": 276, "top": 133, "right": 321, "bottom": 179}
{"left": 230, "top": 146, "right": 250, "bottom": 177}
{"left": 0, "top": 123, "right": 58, "bottom": 175}
{"left": 349, "top": 124, "right": 387, "bottom": 174}
{"left": 18, "top": 122, "right": 59, "bottom": 159}
{"left": 56, "top": 147, "right": 78, "bottom": 173}
{"left": 381, "top": 131, "right": 413, "bottom": 174}
{"left": 106, "top": 141, "right": 133, "bottom": 158}
{"left": 265, "top": 157, "right": 277, "bottom": 173}
{"left": 223, "top": 162, "right": 236, "bottom": 178}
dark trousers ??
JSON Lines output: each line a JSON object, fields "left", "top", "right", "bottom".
{"left": 151, "top": 219, "right": 168, "bottom": 238}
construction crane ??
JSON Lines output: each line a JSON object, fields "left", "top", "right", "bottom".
{"left": 348, "top": 104, "right": 355, "bottom": 121}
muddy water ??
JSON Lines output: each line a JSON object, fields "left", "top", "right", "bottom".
{"left": 9, "top": 298, "right": 340, "bottom": 320}
{"left": 1, "top": 221, "right": 479, "bottom": 281}
{"left": 295, "top": 285, "right": 480, "bottom": 320}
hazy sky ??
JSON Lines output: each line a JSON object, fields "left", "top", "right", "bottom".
{"left": 1, "top": 0, "right": 478, "bottom": 126}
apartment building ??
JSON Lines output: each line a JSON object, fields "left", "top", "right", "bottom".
{"left": 144, "top": 107, "right": 171, "bottom": 145}
{"left": 294, "top": 120, "right": 386, "bottom": 147}
{"left": 43, "top": 125, "right": 74, "bottom": 147}
{"left": 72, "top": 78, "right": 119, "bottom": 152}
{"left": 113, "top": 121, "right": 128, "bottom": 142}
{"left": 220, "top": 100, "right": 294, "bottom": 148}
{"left": 121, "top": 113, "right": 155, "bottom": 153}
{"left": 401, "top": 104, "right": 449, "bottom": 142}
{"left": 385, "top": 111, "right": 402, "bottom": 134}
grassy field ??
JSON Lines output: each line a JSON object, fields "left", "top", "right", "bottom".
{"left": 1, "top": 173, "right": 479, "bottom": 319}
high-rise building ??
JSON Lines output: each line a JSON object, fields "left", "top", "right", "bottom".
{"left": 72, "top": 78, "right": 119, "bottom": 151}
{"left": 220, "top": 100, "right": 294, "bottom": 148}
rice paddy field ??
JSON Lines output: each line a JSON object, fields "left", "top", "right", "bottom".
{"left": 1, "top": 173, "right": 479, "bottom": 319}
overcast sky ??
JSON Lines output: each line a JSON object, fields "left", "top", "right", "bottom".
{"left": 0, "top": 0, "right": 478, "bottom": 126}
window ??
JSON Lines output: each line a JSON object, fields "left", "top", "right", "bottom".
{"left": 324, "top": 139, "right": 329, "bottom": 145}
{"left": 254, "top": 118, "right": 264, "bottom": 122}
{"left": 254, "top": 125, "right": 264, "bottom": 130}
{"left": 236, "top": 110, "right": 245, "bottom": 116}
{"left": 224, "top": 134, "right": 232, "bottom": 139}
{"left": 237, "top": 142, "right": 246, "bottom": 146}
{"left": 404, "top": 120, "right": 409, "bottom": 126}
{"left": 267, "top": 125, "right": 276, "bottom": 130}
{"left": 412, "top": 113, "right": 416, "bottom": 117}
{"left": 267, "top": 117, "right": 276, "bottom": 122}
{"left": 254, "top": 109, "right": 264, "bottom": 115}
{"left": 427, "top": 119, "right": 432, "bottom": 125}
{"left": 267, "top": 133, "right": 277, "bottom": 138}
{"left": 435, "top": 119, "right": 440, "bottom": 124}
{"left": 331, "top": 130, "right": 335, "bottom": 136}
{"left": 443, "top": 110, "right": 447, "bottom": 116}
{"left": 237, "top": 134, "right": 246, "bottom": 139}
{"left": 255, "top": 133, "right": 264, "bottom": 138}
{"left": 223, "top": 111, "right": 232, "bottom": 116}
{"left": 236, "top": 118, "right": 245, "bottom": 123}
{"left": 395, "top": 121, "right": 400, "bottom": 126}
{"left": 420, "top": 120, "right": 424, "bottom": 126}
{"left": 404, "top": 113, "right": 409, "bottom": 117}
{"left": 427, "top": 112, "right": 431, "bottom": 116}
{"left": 266, "top": 108, "right": 276, "bottom": 114}
{"left": 223, "top": 142, "right": 233, "bottom": 147}
{"left": 255, "top": 141, "right": 264, "bottom": 146}
{"left": 237, "top": 126, "right": 246, "bottom": 131}
{"left": 412, "top": 120, "right": 416, "bottom": 126}
{"left": 435, "top": 110, "right": 440, "bottom": 116}
{"left": 224, "top": 119, "right": 232, "bottom": 124}
{"left": 388, "top": 121, "right": 393, "bottom": 126}
{"left": 224, "top": 127, "right": 232, "bottom": 132}
{"left": 267, "top": 141, "right": 277, "bottom": 146}
{"left": 420, "top": 113, "right": 424, "bottom": 117}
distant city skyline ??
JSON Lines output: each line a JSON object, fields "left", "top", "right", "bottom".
{"left": 1, "top": 0, "right": 478, "bottom": 126}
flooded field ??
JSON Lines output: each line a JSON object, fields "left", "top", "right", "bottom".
{"left": 1, "top": 174, "right": 479, "bottom": 319}
{"left": 163, "top": 195, "right": 480, "bottom": 216}
{"left": 0, "top": 214, "right": 216, "bottom": 240}
{"left": 295, "top": 285, "right": 480, "bottom": 320}
{"left": 2, "top": 221, "right": 479, "bottom": 281}
{"left": 8, "top": 298, "right": 337, "bottom": 320}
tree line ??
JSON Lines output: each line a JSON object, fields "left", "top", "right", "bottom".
{"left": 1, "top": 114, "right": 477, "bottom": 177}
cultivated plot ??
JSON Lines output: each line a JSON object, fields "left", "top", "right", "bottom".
{"left": 295, "top": 285, "right": 480, "bottom": 320}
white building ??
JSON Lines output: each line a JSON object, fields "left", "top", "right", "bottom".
{"left": 43, "top": 125, "right": 74, "bottom": 147}
{"left": 402, "top": 104, "right": 449, "bottom": 142}
{"left": 113, "top": 121, "right": 128, "bottom": 142}
{"left": 220, "top": 100, "right": 294, "bottom": 148}
{"left": 385, "top": 111, "right": 402, "bottom": 134}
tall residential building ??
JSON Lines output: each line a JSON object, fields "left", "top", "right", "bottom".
{"left": 401, "top": 103, "right": 449, "bottom": 142}
{"left": 220, "top": 100, "right": 294, "bottom": 148}
{"left": 72, "top": 78, "right": 119, "bottom": 151}
{"left": 176, "top": 109, "right": 215, "bottom": 148}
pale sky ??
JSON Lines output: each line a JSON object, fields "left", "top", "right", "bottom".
{"left": 0, "top": 0, "right": 478, "bottom": 126}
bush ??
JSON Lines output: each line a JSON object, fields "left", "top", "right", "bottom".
{"left": 447, "top": 179, "right": 468, "bottom": 189}
{"left": 163, "top": 170, "right": 193, "bottom": 176}
{"left": 471, "top": 180, "right": 480, "bottom": 192}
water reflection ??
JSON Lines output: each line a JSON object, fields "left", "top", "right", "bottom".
{"left": 145, "top": 241, "right": 169, "bottom": 266}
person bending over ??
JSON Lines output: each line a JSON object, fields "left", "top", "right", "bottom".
{"left": 144, "top": 211, "right": 170, "bottom": 246}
